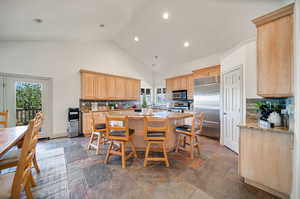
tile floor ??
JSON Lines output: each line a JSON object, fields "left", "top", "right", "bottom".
{"left": 36, "top": 136, "right": 278, "bottom": 199}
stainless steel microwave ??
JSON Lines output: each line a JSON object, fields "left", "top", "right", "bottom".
{"left": 172, "top": 90, "right": 187, "bottom": 100}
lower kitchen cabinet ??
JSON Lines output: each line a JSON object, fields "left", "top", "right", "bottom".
{"left": 239, "top": 126, "right": 293, "bottom": 199}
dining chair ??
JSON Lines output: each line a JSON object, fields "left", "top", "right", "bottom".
{"left": 0, "top": 112, "right": 43, "bottom": 173}
{"left": 87, "top": 112, "right": 107, "bottom": 154}
{"left": 143, "top": 116, "right": 169, "bottom": 167}
{"left": 0, "top": 110, "right": 8, "bottom": 128}
{"left": 0, "top": 112, "right": 43, "bottom": 199}
{"left": 104, "top": 115, "right": 137, "bottom": 168}
{"left": 175, "top": 112, "right": 205, "bottom": 159}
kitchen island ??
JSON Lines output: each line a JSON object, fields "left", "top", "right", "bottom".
{"left": 106, "top": 111, "right": 193, "bottom": 152}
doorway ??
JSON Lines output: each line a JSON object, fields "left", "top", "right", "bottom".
{"left": 0, "top": 74, "right": 52, "bottom": 138}
{"left": 222, "top": 66, "right": 243, "bottom": 153}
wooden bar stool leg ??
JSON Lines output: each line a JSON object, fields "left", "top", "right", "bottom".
{"left": 162, "top": 142, "right": 169, "bottom": 167}
{"left": 96, "top": 134, "right": 101, "bottom": 155}
{"left": 190, "top": 136, "right": 194, "bottom": 159}
{"left": 121, "top": 142, "right": 126, "bottom": 169}
{"left": 33, "top": 153, "right": 40, "bottom": 173}
{"left": 29, "top": 172, "right": 36, "bottom": 187}
{"left": 24, "top": 183, "right": 33, "bottom": 199}
{"left": 129, "top": 139, "right": 137, "bottom": 158}
{"left": 176, "top": 134, "right": 181, "bottom": 153}
{"left": 195, "top": 136, "right": 201, "bottom": 155}
{"left": 144, "top": 142, "right": 151, "bottom": 167}
{"left": 88, "top": 133, "right": 94, "bottom": 150}
{"left": 105, "top": 141, "right": 113, "bottom": 164}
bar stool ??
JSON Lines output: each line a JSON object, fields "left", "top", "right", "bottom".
{"left": 104, "top": 115, "right": 137, "bottom": 168}
{"left": 0, "top": 110, "right": 8, "bottom": 128}
{"left": 175, "top": 112, "right": 205, "bottom": 159}
{"left": 144, "top": 116, "right": 169, "bottom": 167}
{"left": 87, "top": 112, "right": 107, "bottom": 155}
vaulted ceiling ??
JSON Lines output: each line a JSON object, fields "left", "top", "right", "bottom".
{"left": 0, "top": 0, "right": 285, "bottom": 73}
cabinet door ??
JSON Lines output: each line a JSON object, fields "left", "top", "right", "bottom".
{"left": 94, "top": 74, "right": 107, "bottom": 99}
{"left": 115, "top": 77, "right": 126, "bottom": 99}
{"left": 125, "top": 79, "right": 133, "bottom": 100}
{"left": 187, "top": 75, "right": 194, "bottom": 99}
{"left": 81, "top": 73, "right": 95, "bottom": 99}
{"left": 106, "top": 76, "right": 116, "bottom": 99}
{"left": 166, "top": 79, "right": 173, "bottom": 91}
{"left": 82, "top": 113, "right": 92, "bottom": 135}
{"left": 257, "top": 15, "right": 293, "bottom": 97}
{"left": 173, "top": 78, "right": 179, "bottom": 91}
{"left": 180, "top": 77, "right": 187, "bottom": 90}
{"left": 133, "top": 80, "right": 140, "bottom": 100}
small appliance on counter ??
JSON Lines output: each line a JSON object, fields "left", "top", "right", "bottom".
{"left": 67, "top": 108, "right": 80, "bottom": 137}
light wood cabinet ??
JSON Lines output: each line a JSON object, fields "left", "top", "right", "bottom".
{"left": 192, "top": 65, "right": 220, "bottom": 79}
{"left": 239, "top": 127, "right": 293, "bottom": 198}
{"left": 94, "top": 74, "right": 107, "bottom": 99}
{"left": 252, "top": 4, "right": 294, "bottom": 97}
{"left": 81, "top": 73, "right": 96, "bottom": 100}
{"left": 165, "top": 65, "right": 220, "bottom": 100}
{"left": 80, "top": 70, "right": 140, "bottom": 100}
{"left": 106, "top": 75, "right": 116, "bottom": 99}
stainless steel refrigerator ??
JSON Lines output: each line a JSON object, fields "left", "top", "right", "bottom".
{"left": 193, "top": 76, "right": 220, "bottom": 139}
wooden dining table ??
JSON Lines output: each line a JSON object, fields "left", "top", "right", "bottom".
{"left": 0, "top": 126, "right": 28, "bottom": 158}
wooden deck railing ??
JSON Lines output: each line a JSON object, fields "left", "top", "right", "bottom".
{"left": 16, "top": 108, "right": 42, "bottom": 125}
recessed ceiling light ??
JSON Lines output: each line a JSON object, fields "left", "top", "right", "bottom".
{"left": 134, "top": 36, "right": 139, "bottom": 42}
{"left": 184, "top": 41, "right": 190, "bottom": 47}
{"left": 33, "top": 18, "right": 43, "bottom": 23}
{"left": 162, "top": 12, "right": 169, "bottom": 20}
{"left": 99, "top": 24, "right": 105, "bottom": 28}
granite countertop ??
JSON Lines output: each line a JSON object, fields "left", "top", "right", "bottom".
{"left": 239, "top": 122, "right": 293, "bottom": 134}
{"left": 106, "top": 111, "right": 193, "bottom": 120}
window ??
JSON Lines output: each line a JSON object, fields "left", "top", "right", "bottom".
{"left": 156, "top": 88, "right": 167, "bottom": 105}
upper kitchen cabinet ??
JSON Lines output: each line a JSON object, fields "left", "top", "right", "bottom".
{"left": 192, "top": 65, "right": 220, "bottom": 79}
{"left": 166, "top": 74, "right": 193, "bottom": 100}
{"left": 80, "top": 70, "right": 140, "bottom": 100}
{"left": 81, "top": 72, "right": 96, "bottom": 100}
{"left": 253, "top": 3, "right": 294, "bottom": 97}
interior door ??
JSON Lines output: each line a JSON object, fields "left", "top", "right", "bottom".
{"left": 223, "top": 68, "right": 242, "bottom": 153}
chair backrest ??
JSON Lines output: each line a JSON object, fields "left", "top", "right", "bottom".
{"left": 191, "top": 112, "right": 205, "bottom": 135}
{"left": 0, "top": 110, "right": 8, "bottom": 128}
{"left": 11, "top": 112, "right": 43, "bottom": 198}
{"left": 144, "top": 116, "right": 168, "bottom": 140}
{"left": 106, "top": 115, "right": 129, "bottom": 141}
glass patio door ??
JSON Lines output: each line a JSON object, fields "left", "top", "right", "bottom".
{"left": 0, "top": 75, "right": 50, "bottom": 138}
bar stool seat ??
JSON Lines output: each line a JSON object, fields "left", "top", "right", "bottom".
{"left": 110, "top": 129, "right": 134, "bottom": 137}
{"left": 147, "top": 131, "right": 165, "bottom": 137}
{"left": 95, "top": 123, "right": 106, "bottom": 130}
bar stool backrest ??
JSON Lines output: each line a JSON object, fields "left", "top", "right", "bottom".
{"left": 0, "top": 110, "right": 8, "bottom": 128}
{"left": 91, "top": 112, "right": 107, "bottom": 132}
{"left": 106, "top": 115, "right": 129, "bottom": 141}
{"left": 192, "top": 112, "right": 205, "bottom": 135}
{"left": 144, "top": 116, "right": 168, "bottom": 140}
{"left": 11, "top": 112, "right": 43, "bottom": 198}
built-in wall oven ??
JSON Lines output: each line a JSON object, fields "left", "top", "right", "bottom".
{"left": 172, "top": 90, "right": 187, "bottom": 101}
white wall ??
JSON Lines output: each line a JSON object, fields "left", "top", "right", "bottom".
{"left": 220, "top": 39, "right": 260, "bottom": 144}
{"left": 292, "top": 0, "right": 300, "bottom": 198}
{"left": 0, "top": 41, "right": 153, "bottom": 137}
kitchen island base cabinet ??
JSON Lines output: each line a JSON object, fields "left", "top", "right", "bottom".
{"left": 239, "top": 127, "right": 293, "bottom": 199}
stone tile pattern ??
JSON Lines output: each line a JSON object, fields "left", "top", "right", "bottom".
{"left": 35, "top": 136, "right": 279, "bottom": 199}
